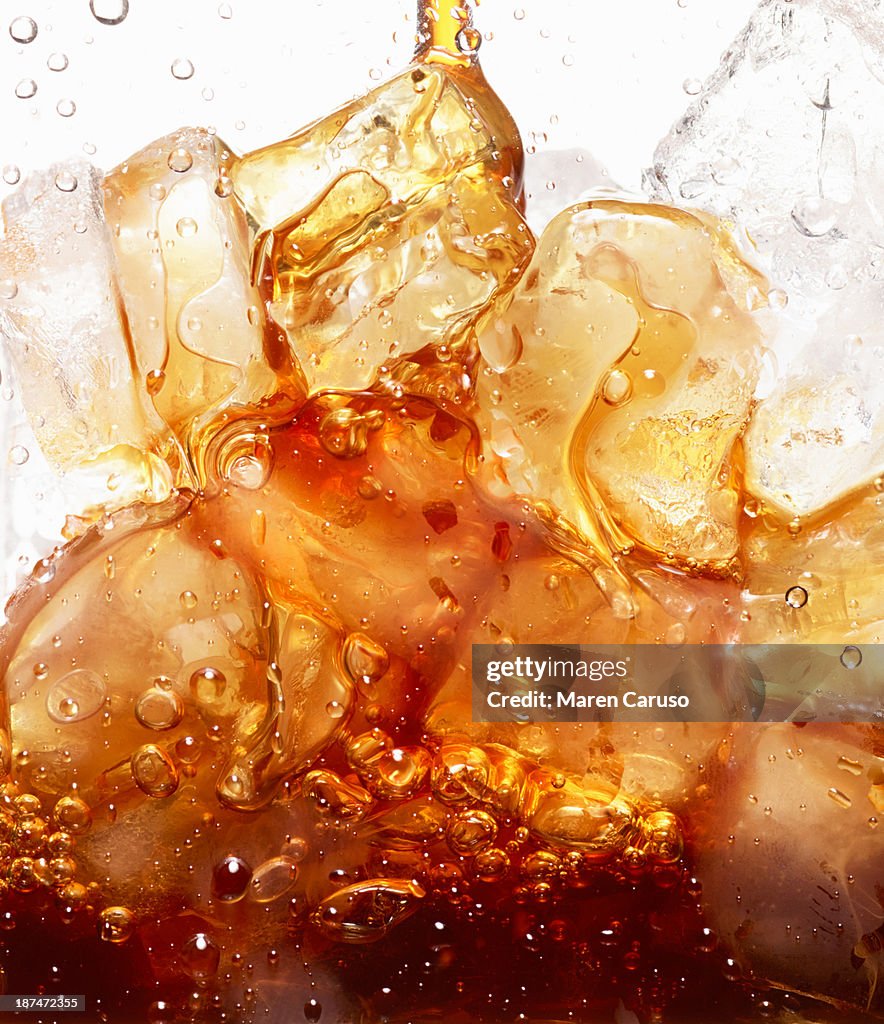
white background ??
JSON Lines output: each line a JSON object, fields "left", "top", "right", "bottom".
{"left": 0, "top": 0, "right": 759, "bottom": 607}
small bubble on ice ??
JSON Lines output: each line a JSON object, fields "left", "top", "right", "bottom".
{"left": 840, "top": 645, "right": 862, "bottom": 670}
{"left": 9, "top": 16, "right": 38, "bottom": 44}
{"left": 54, "top": 170, "right": 78, "bottom": 192}
{"left": 171, "top": 58, "right": 194, "bottom": 81}
{"left": 167, "top": 147, "right": 193, "bottom": 172}
{"left": 15, "top": 79, "right": 37, "bottom": 100}
{"left": 89, "top": 0, "right": 129, "bottom": 26}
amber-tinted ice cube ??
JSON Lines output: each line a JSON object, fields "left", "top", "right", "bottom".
{"left": 478, "top": 200, "right": 766, "bottom": 572}
{"left": 230, "top": 63, "right": 533, "bottom": 398}
{"left": 0, "top": 163, "right": 167, "bottom": 501}
{"left": 103, "top": 128, "right": 285, "bottom": 463}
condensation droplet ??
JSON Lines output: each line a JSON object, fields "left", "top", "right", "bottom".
{"left": 46, "top": 670, "right": 107, "bottom": 724}
{"left": 171, "top": 58, "right": 195, "bottom": 81}
{"left": 9, "top": 16, "right": 38, "bottom": 44}
{"left": 89, "top": 0, "right": 129, "bottom": 26}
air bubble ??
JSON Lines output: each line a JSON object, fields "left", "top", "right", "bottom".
{"left": 248, "top": 856, "right": 298, "bottom": 903}
{"left": 171, "top": 58, "right": 195, "bottom": 81}
{"left": 2, "top": 165, "right": 21, "bottom": 185}
{"left": 791, "top": 197, "right": 837, "bottom": 237}
{"left": 56, "top": 99, "right": 76, "bottom": 118}
{"left": 683, "top": 78, "right": 701, "bottom": 96}
{"left": 176, "top": 217, "right": 198, "bottom": 237}
{"left": 46, "top": 670, "right": 107, "bottom": 724}
{"left": 8, "top": 445, "right": 28, "bottom": 465}
{"left": 131, "top": 744, "right": 179, "bottom": 798}
{"left": 135, "top": 686, "right": 184, "bottom": 731}
{"left": 167, "top": 148, "right": 194, "bottom": 173}
{"left": 784, "top": 586, "right": 808, "bottom": 609}
{"left": 47, "top": 52, "right": 69, "bottom": 72}
{"left": 89, "top": 0, "right": 129, "bottom": 26}
{"left": 189, "top": 666, "right": 227, "bottom": 703}
{"left": 98, "top": 906, "right": 135, "bottom": 943}
{"left": 9, "top": 16, "right": 38, "bottom": 44}
{"left": 218, "top": 3, "right": 233, "bottom": 18}
{"left": 840, "top": 645, "right": 862, "bottom": 670}
{"left": 601, "top": 368, "right": 633, "bottom": 407}
{"left": 456, "top": 26, "right": 481, "bottom": 55}
{"left": 212, "top": 855, "right": 252, "bottom": 902}
{"left": 15, "top": 80, "right": 37, "bottom": 100}
{"left": 54, "top": 170, "right": 78, "bottom": 192}
{"left": 180, "top": 933, "right": 220, "bottom": 980}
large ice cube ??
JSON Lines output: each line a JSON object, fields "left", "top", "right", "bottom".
{"left": 477, "top": 199, "right": 766, "bottom": 572}
{"left": 230, "top": 64, "right": 533, "bottom": 399}
{"left": 0, "top": 163, "right": 166, "bottom": 499}
{"left": 103, "top": 128, "right": 284, "bottom": 459}
{"left": 646, "top": 0, "right": 884, "bottom": 519}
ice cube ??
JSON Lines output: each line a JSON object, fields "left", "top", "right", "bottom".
{"left": 103, "top": 128, "right": 284, "bottom": 460}
{"left": 477, "top": 199, "right": 766, "bottom": 572}
{"left": 0, "top": 162, "right": 166, "bottom": 500}
{"left": 230, "top": 65, "right": 533, "bottom": 399}
{"left": 646, "top": 0, "right": 884, "bottom": 519}
{"left": 694, "top": 722, "right": 883, "bottom": 1013}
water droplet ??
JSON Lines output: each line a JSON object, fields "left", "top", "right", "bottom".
{"left": 54, "top": 170, "right": 78, "bottom": 192}
{"left": 189, "top": 666, "right": 227, "bottom": 703}
{"left": 98, "top": 906, "right": 135, "bottom": 943}
{"left": 201, "top": 86, "right": 214, "bottom": 102}
{"left": 212, "top": 855, "right": 252, "bottom": 902}
{"left": 56, "top": 99, "right": 76, "bottom": 118}
{"left": 15, "top": 79, "right": 37, "bottom": 100}
{"left": 791, "top": 197, "right": 837, "bottom": 237}
{"left": 456, "top": 26, "right": 481, "bottom": 55}
{"left": 171, "top": 58, "right": 195, "bottom": 81}
{"left": 682, "top": 78, "right": 701, "bottom": 95}
{"left": 837, "top": 756, "right": 863, "bottom": 776}
{"left": 562, "top": 53, "right": 575, "bottom": 67}
{"left": 167, "top": 147, "right": 193, "bottom": 173}
{"left": 601, "top": 368, "right": 633, "bottom": 407}
{"left": 827, "top": 787, "right": 852, "bottom": 809}
{"left": 89, "top": 0, "right": 129, "bottom": 25}
{"left": 131, "top": 744, "right": 179, "bottom": 797}
{"left": 218, "top": 3, "right": 233, "bottom": 18}
{"left": 46, "top": 670, "right": 107, "bottom": 724}
{"left": 839, "top": 645, "right": 862, "bottom": 669}
{"left": 148, "top": 183, "right": 166, "bottom": 202}
{"left": 325, "top": 700, "right": 346, "bottom": 719}
{"left": 145, "top": 368, "right": 165, "bottom": 395}
{"left": 47, "top": 51, "right": 69, "bottom": 72}
{"left": 248, "top": 856, "right": 298, "bottom": 903}
{"left": 8, "top": 444, "right": 28, "bottom": 464}
{"left": 180, "top": 933, "right": 220, "bottom": 980}
{"left": 9, "top": 16, "right": 38, "bottom": 44}
{"left": 343, "top": 632, "right": 389, "bottom": 687}
{"left": 768, "top": 288, "right": 789, "bottom": 309}
{"left": 784, "top": 585, "right": 808, "bottom": 609}
{"left": 2, "top": 164, "right": 21, "bottom": 185}
{"left": 514, "top": 8, "right": 526, "bottom": 19}
{"left": 214, "top": 175, "right": 232, "bottom": 198}
{"left": 135, "top": 686, "right": 184, "bottom": 731}
{"left": 175, "top": 216, "right": 198, "bottom": 237}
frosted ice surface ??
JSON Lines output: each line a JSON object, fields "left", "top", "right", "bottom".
{"left": 646, "top": 0, "right": 884, "bottom": 519}
{"left": 0, "top": 163, "right": 157, "bottom": 475}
